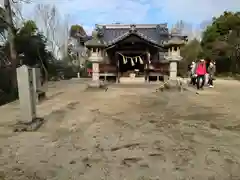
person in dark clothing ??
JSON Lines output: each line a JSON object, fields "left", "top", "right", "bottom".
{"left": 207, "top": 61, "right": 216, "bottom": 87}
{"left": 190, "top": 75, "right": 196, "bottom": 85}
{"left": 189, "top": 61, "right": 196, "bottom": 85}
{"left": 197, "top": 74, "right": 205, "bottom": 89}
{"left": 208, "top": 76, "right": 213, "bottom": 86}
{"left": 187, "top": 64, "right": 192, "bottom": 72}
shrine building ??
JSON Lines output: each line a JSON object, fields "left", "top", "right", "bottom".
{"left": 85, "top": 23, "right": 187, "bottom": 83}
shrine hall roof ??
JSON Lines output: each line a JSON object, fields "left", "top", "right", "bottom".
{"left": 95, "top": 24, "right": 169, "bottom": 47}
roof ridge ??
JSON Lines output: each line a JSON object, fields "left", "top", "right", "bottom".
{"left": 96, "top": 23, "right": 168, "bottom": 29}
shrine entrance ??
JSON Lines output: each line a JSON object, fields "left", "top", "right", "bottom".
{"left": 105, "top": 32, "right": 162, "bottom": 83}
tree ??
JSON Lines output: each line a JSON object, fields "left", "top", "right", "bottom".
{"left": 70, "top": 24, "right": 86, "bottom": 38}
{"left": 227, "top": 30, "right": 240, "bottom": 74}
{"left": 34, "top": 4, "right": 68, "bottom": 58}
{"left": 0, "top": 0, "right": 32, "bottom": 94}
{"left": 179, "top": 39, "right": 202, "bottom": 76}
{"left": 18, "top": 20, "right": 37, "bottom": 36}
{"left": 201, "top": 11, "right": 240, "bottom": 74}
{"left": 67, "top": 24, "right": 88, "bottom": 69}
{"left": 11, "top": 0, "right": 27, "bottom": 29}
{"left": 2, "top": 0, "right": 18, "bottom": 95}
{"left": 15, "top": 20, "right": 48, "bottom": 65}
{"left": 181, "top": 39, "right": 202, "bottom": 63}
{"left": 0, "top": 18, "right": 56, "bottom": 92}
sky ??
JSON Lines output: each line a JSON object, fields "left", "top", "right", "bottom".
{"left": 0, "top": 0, "right": 239, "bottom": 57}
{"left": 0, "top": 0, "right": 240, "bottom": 35}
{"left": 17, "top": 0, "right": 240, "bottom": 35}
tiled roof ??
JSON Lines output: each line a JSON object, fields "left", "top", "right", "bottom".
{"left": 107, "top": 31, "right": 162, "bottom": 47}
{"left": 96, "top": 24, "right": 169, "bottom": 47}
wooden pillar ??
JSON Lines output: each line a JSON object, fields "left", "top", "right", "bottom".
{"left": 144, "top": 52, "right": 147, "bottom": 82}
{"left": 104, "top": 73, "right": 107, "bottom": 81}
{"left": 146, "top": 51, "right": 150, "bottom": 82}
{"left": 115, "top": 52, "right": 120, "bottom": 83}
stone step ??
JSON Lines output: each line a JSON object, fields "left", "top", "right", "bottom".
{"left": 119, "top": 77, "right": 145, "bottom": 84}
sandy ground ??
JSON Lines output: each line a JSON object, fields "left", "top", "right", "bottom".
{"left": 0, "top": 79, "right": 240, "bottom": 180}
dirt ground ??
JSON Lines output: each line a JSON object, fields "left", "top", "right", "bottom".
{"left": 1, "top": 79, "right": 240, "bottom": 180}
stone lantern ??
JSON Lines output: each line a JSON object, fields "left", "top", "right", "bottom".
{"left": 85, "top": 30, "right": 106, "bottom": 87}
{"left": 163, "top": 28, "right": 187, "bottom": 80}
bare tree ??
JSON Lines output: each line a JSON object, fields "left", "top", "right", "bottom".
{"left": 173, "top": 20, "right": 203, "bottom": 41}
{"left": 11, "top": 0, "right": 25, "bottom": 28}
{"left": 60, "top": 14, "right": 70, "bottom": 59}
{"left": 34, "top": 4, "right": 69, "bottom": 59}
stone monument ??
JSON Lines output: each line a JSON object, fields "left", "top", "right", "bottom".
{"left": 17, "top": 65, "right": 37, "bottom": 123}
{"left": 163, "top": 27, "right": 186, "bottom": 80}
{"left": 85, "top": 30, "right": 106, "bottom": 88}
{"left": 161, "top": 28, "right": 187, "bottom": 91}
{"left": 15, "top": 65, "right": 44, "bottom": 131}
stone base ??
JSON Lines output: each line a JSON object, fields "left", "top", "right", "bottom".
{"left": 13, "top": 117, "right": 44, "bottom": 132}
{"left": 87, "top": 80, "right": 106, "bottom": 89}
{"left": 119, "top": 77, "right": 145, "bottom": 84}
{"left": 156, "top": 78, "right": 188, "bottom": 92}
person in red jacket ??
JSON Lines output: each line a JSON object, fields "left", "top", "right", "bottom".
{"left": 195, "top": 59, "right": 207, "bottom": 90}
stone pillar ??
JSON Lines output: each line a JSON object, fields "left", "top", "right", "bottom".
{"left": 92, "top": 62, "right": 100, "bottom": 82}
{"left": 32, "top": 68, "right": 41, "bottom": 103}
{"left": 17, "top": 65, "right": 37, "bottom": 122}
{"left": 88, "top": 48, "right": 103, "bottom": 88}
{"left": 169, "top": 60, "right": 177, "bottom": 80}
{"left": 145, "top": 51, "right": 150, "bottom": 82}
{"left": 85, "top": 29, "right": 106, "bottom": 88}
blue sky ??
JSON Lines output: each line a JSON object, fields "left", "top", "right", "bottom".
{"left": 21, "top": 0, "right": 240, "bottom": 35}
{"left": 2, "top": 0, "right": 240, "bottom": 35}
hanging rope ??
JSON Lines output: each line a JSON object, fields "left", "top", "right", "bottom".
{"left": 117, "top": 52, "right": 144, "bottom": 66}
{"left": 130, "top": 57, "right": 135, "bottom": 66}
{"left": 118, "top": 53, "right": 127, "bottom": 64}
{"left": 135, "top": 56, "right": 143, "bottom": 64}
